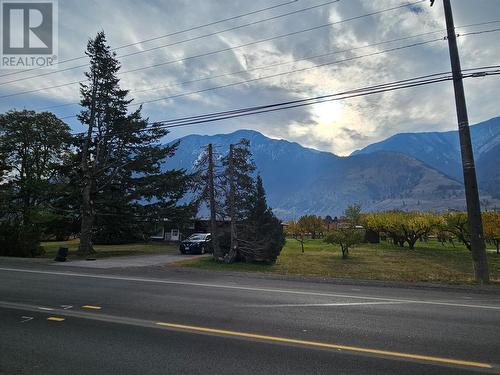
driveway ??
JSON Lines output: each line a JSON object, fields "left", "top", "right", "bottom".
{"left": 51, "top": 253, "right": 208, "bottom": 269}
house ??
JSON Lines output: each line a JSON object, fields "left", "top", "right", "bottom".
{"left": 150, "top": 219, "right": 183, "bottom": 242}
{"left": 150, "top": 218, "right": 231, "bottom": 242}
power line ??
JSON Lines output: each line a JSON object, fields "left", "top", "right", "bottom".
{"left": 58, "top": 37, "right": 443, "bottom": 120}
{"left": 116, "top": 24, "right": 499, "bottom": 78}
{"left": 132, "top": 70, "right": 500, "bottom": 132}
{"left": 0, "top": 0, "right": 342, "bottom": 86}
{"left": 36, "top": 29, "right": 447, "bottom": 111}
{"left": 120, "top": 40, "right": 445, "bottom": 109}
{"left": 2, "top": 18, "right": 498, "bottom": 102}
{"left": 458, "top": 27, "right": 500, "bottom": 37}
{"left": 68, "top": 67, "right": 500, "bottom": 137}
{"left": 144, "top": 68, "right": 500, "bottom": 128}
{"left": 2, "top": 28, "right": 442, "bottom": 103}
{"left": 115, "top": 0, "right": 341, "bottom": 60}
{"left": 57, "top": 29, "right": 500, "bottom": 121}
{"left": 73, "top": 73, "right": 450, "bottom": 135}
{"left": 0, "top": 0, "right": 423, "bottom": 87}
{"left": 0, "top": 0, "right": 299, "bottom": 79}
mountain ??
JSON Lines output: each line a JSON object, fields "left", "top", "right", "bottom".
{"left": 164, "top": 129, "right": 500, "bottom": 219}
{"left": 351, "top": 117, "right": 500, "bottom": 197}
{"left": 164, "top": 130, "right": 340, "bottom": 201}
{"left": 476, "top": 142, "right": 500, "bottom": 200}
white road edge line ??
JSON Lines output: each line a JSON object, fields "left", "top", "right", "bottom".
{"left": 248, "top": 301, "right": 409, "bottom": 308}
{"left": 1, "top": 267, "right": 500, "bottom": 311}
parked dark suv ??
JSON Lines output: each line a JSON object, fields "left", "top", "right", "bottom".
{"left": 179, "top": 233, "right": 212, "bottom": 254}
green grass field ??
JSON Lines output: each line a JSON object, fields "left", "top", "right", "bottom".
{"left": 40, "top": 239, "right": 179, "bottom": 259}
{"left": 176, "top": 238, "right": 500, "bottom": 284}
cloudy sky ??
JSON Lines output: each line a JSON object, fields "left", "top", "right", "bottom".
{"left": 1, "top": 0, "right": 499, "bottom": 155}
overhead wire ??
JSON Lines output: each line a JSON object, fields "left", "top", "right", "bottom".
{"left": 2, "top": 19, "right": 498, "bottom": 103}
{"left": 0, "top": 0, "right": 424, "bottom": 87}
{"left": 0, "top": 0, "right": 343, "bottom": 85}
{"left": 68, "top": 66, "right": 500, "bottom": 137}
{"left": 57, "top": 28, "right": 500, "bottom": 121}
{"left": 0, "top": 0, "right": 300, "bottom": 78}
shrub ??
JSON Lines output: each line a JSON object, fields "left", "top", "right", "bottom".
{"left": 325, "top": 228, "right": 365, "bottom": 259}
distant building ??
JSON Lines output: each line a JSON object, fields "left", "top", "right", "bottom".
{"left": 150, "top": 218, "right": 230, "bottom": 242}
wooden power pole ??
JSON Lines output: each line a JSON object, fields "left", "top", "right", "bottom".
{"left": 226, "top": 144, "right": 237, "bottom": 263}
{"left": 207, "top": 144, "right": 220, "bottom": 259}
{"left": 435, "top": 0, "right": 489, "bottom": 283}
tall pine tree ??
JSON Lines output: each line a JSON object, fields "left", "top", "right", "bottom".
{"left": 77, "top": 32, "right": 189, "bottom": 255}
{"left": 238, "top": 175, "right": 285, "bottom": 263}
{"left": 222, "top": 139, "right": 255, "bottom": 263}
{"left": 191, "top": 143, "right": 224, "bottom": 258}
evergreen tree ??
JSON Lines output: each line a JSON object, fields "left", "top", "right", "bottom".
{"left": 192, "top": 140, "right": 284, "bottom": 263}
{"left": 238, "top": 175, "right": 285, "bottom": 263}
{"left": 0, "top": 110, "right": 71, "bottom": 256}
{"left": 222, "top": 139, "right": 256, "bottom": 215}
{"left": 191, "top": 143, "right": 224, "bottom": 258}
{"left": 77, "top": 31, "right": 190, "bottom": 254}
{"left": 221, "top": 139, "right": 255, "bottom": 262}
{"left": 250, "top": 175, "right": 267, "bottom": 222}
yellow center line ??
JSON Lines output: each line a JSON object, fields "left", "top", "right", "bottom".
{"left": 47, "top": 316, "right": 65, "bottom": 322}
{"left": 156, "top": 322, "right": 492, "bottom": 369}
{"left": 81, "top": 305, "right": 101, "bottom": 310}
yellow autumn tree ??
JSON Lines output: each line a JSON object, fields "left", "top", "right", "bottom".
{"left": 297, "top": 215, "right": 325, "bottom": 239}
{"left": 483, "top": 211, "right": 500, "bottom": 253}
{"left": 364, "top": 211, "right": 439, "bottom": 249}
{"left": 287, "top": 220, "right": 307, "bottom": 253}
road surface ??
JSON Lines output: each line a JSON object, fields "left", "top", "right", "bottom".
{"left": 0, "top": 258, "right": 499, "bottom": 374}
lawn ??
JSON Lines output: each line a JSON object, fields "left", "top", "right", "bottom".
{"left": 40, "top": 239, "right": 179, "bottom": 259}
{"left": 176, "top": 238, "right": 500, "bottom": 284}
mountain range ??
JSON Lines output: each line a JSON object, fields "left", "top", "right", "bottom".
{"left": 352, "top": 116, "right": 500, "bottom": 197}
{"left": 164, "top": 117, "right": 500, "bottom": 219}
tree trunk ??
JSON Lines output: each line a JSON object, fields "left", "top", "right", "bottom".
{"left": 225, "top": 144, "right": 237, "bottom": 263}
{"left": 78, "top": 181, "right": 95, "bottom": 256}
{"left": 407, "top": 237, "right": 417, "bottom": 250}
{"left": 78, "top": 77, "right": 97, "bottom": 256}
{"left": 207, "top": 144, "right": 221, "bottom": 259}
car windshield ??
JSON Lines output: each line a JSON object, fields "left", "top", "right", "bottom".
{"left": 187, "top": 234, "right": 207, "bottom": 241}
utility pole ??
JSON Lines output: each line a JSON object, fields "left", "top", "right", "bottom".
{"left": 434, "top": 0, "right": 489, "bottom": 283}
{"left": 207, "top": 144, "right": 221, "bottom": 259}
{"left": 226, "top": 144, "right": 237, "bottom": 263}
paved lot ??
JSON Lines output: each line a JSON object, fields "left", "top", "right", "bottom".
{"left": 51, "top": 253, "right": 208, "bottom": 269}
{"left": 0, "top": 258, "right": 499, "bottom": 374}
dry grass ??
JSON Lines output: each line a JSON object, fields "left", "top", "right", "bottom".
{"left": 176, "top": 238, "right": 500, "bottom": 284}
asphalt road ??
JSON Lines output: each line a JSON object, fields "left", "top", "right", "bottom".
{"left": 0, "top": 258, "right": 499, "bottom": 374}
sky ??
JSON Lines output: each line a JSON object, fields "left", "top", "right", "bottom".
{"left": 1, "top": 0, "right": 499, "bottom": 155}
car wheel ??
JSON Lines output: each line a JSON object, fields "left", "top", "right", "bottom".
{"left": 201, "top": 246, "right": 206, "bottom": 254}
{"left": 180, "top": 250, "right": 186, "bottom": 255}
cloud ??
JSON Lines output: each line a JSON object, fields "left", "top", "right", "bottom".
{"left": 0, "top": 0, "right": 498, "bottom": 155}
